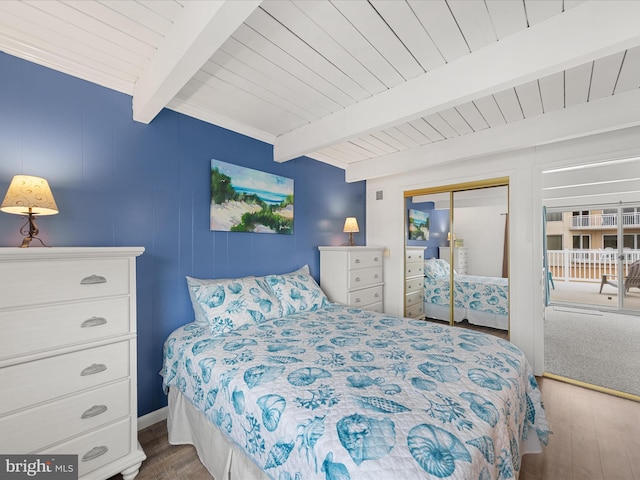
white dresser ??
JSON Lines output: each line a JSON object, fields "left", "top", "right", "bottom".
{"left": 404, "top": 247, "right": 425, "bottom": 319}
{"left": 0, "top": 247, "right": 146, "bottom": 480}
{"left": 319, "top": 246, "right": 384, "bottom": 312}
{"left": 439, "top": 246, "right": 469, "bottom": 274}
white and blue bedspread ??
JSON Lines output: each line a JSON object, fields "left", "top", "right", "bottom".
{"left": 424, "top": 275, "right": 509, "bottom": 317}
{"left": 161, "top": 303, "right": 549, "bottom": 480}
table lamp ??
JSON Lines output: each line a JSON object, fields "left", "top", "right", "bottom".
{"left": 1, "top": 175, "right": 59, "bottom": 247}
{"left": 343, "top": 217, "right": 359, "bottom": 246}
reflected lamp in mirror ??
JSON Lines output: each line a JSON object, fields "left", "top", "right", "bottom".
{"left": 343, "top": 217, "right": 359, "bottom": 246}
{"left": 1, "top": 175, "right": 59, "bottom": 247}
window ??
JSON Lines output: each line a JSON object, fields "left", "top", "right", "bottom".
{"left": 572, "top": 234, "right": 590, "bottom": 249}
{"left": 603, "top": 234, "right": 617, "bottom": 249}
{"left": 546, "top": 235, "right": 562, "bottom": 250}
{"left": 572, "top": 234, "right": 590, "bottom": 261}
{"left": 624, "top": 234, "right": 640, "bottom": 249}
{"left": 546, "top": 212, "right": 562, "bottom": 222}
{"left": 572, "top": 210, "right": 590, "bottom": 227}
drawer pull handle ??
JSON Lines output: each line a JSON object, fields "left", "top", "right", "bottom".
{"left": 81, "top": 404, "right": 108, "bottom": 419}
{"left": 82, "top": 446, "right": 108, "bottom": 462}
{"left": 81, "top": 317, "right": 107, "bottom": 328}
{"left": 374, "top": 257, "right": 380, "bottom": 262}
{"left": 374, "top": 274, "right": 379, "bottom": 278}
{"left": 80, "top": 275, "right": 107, "bottom": 285}
{"left": 354, "top": 298, "right": 361, "bottom": 303}
{"left": 81, "top": 363, "right": 107, "bottom": 376}
{"left": 354, "top": 259, "right": 361, "bottom": 264}
{"left": 354, "top": 277, "right": 361, "bottom": 282}
{"left": 375, "top": 293, "right": 380, "bottom": 298}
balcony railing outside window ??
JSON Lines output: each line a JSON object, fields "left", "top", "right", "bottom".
{"left": 570, "top": 212, "right": 640, "bottom": 229}
{"left": 547, "top": 248, "right": 640, "bottom": 282}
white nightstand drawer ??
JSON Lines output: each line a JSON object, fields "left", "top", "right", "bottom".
{"left": 405, "top": 263, "right": 424, "bottom": 278}
{"left": 0, "top": 341, "right": 130, "bottom": 415}
{"left": 348, "top": 250, "right": 382, "bottom": 269}
{"left": 0, "top": 380, "right": 130, "bottom": 453}
{"left": 405, "top": 303, "right": 424, "bottom": 319}
{"left": 41, "top": 417, "right": 132, "bottom": 477}
{"left": 405, "top": 290, "right": 423, "bottom": 308}
{"left": 348, "top": 285, "right": 383, "bottom": 308}
{"left": 405, "top": 277, "right": 423, "bottom": 294}
{"left": 0, "top": 258, "right": 130, "bottom": 308}
{"left": 348, "top": 266, "right": 382, "bottom": 290}
{"left": 405, "top": 249, "right": 424, "bottom": 263}
{"left": 0, "top": 297, "right": 130, "bottom": 360}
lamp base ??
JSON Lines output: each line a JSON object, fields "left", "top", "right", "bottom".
{"left": 19, "top": 213, "right": 50, "bottom": 248}
{"left": 20, "top": 235, "right": 49, "bottom": 248}
{"left": 347, "top": 232, "right": 355, "bottom": 247}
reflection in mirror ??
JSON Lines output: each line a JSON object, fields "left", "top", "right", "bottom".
{"left": 405, "top": 185, "right": 509, "bottom": 339}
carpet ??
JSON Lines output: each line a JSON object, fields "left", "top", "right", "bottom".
{"left": 544, "top": 306, "right": 640, "bottom": 397}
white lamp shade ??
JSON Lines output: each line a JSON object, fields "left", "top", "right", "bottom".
{"left": 343, "top": 217, "right": 359, "bottom": 233}
{"left": 1, "top": 175, "right": 59, "bottom": 216}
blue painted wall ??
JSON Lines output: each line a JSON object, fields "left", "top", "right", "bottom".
{"left": 0, "top": 53, "right": 366, "bottom": 416}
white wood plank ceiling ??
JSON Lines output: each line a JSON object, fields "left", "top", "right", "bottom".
{"left": 1, "top": 0, "right": 640, "bottom": 182}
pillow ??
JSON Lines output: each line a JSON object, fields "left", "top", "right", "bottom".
{"left": 265, "top": 265, "right": 328, "bottom": 315}
{"left": 424, "top": 258, "right": 445, "bottom": 279}
{"left": 186, "top": 275, "right": 281, "bottom": 333}
{"left": 436, "top": 259, "right": 452, "bottom": 275}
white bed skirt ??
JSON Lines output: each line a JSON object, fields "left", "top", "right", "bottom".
{"left": 167, "top": 387, "right": 270, "bottom": 480}
{"left": 423, "top": 302, "right": 508, "bottom": 331}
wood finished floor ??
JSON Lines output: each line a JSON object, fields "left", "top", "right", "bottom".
{"left": 111, "top": 377, "right": 640, "bottom": 480}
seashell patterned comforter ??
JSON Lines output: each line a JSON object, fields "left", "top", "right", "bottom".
{"left": 161, "top": 303, "right": 550, "bottom": 480}
{"left": 424, "top": 274, "right": 509, "bottom": 317}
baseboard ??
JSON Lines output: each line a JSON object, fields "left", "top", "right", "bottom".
{"left": 137, "top": 406, "right": 168, "bottom": 430}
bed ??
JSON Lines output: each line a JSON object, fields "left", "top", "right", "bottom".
{"left": 161, "top": 267, "right": 549, "bottom": 480}
{"left": 423, "top": 258, "right": 509, "bottom": 331}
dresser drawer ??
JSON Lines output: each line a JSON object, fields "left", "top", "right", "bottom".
{"left": 348, "top": 285, "right": 383, "bottom": 308}
{"left": 0, "top": 380, "right": 130, "bottom": 453}
{"left": 405, "top": 303, "right": 424, "bottom": 319}
{"left": 0, "top": 258, "right": 130, "bottom": 308}
{"left": 405, "top": 290, "right": 423, "bottom": 308}
{"left": 348, "top": 266, "right": 382, "bottom": 290}
{"left": 405, "top": 249, "right": 424, "bottom": 263}
{"left": 0, "top": 341, "right": 130, "bottom": 415}
{"left": 0, "top": 297, "right": 130, "bottom": 360}
{"left": 363, "top": 302, "right": 383, "bottom": 313}
{"left": 405, "top": 262, "right": 424, "bottom": 278}
{"left": 405, "top": 277, "right": 423, "bottom": 294}
{"left": 348, "top": 250, "right": 383, "bottom": 269}
{"left": 41, "top": 417, "right": 132, "bottom": 477}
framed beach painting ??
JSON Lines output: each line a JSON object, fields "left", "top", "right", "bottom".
{"left": 408, "top": 209, "right": 429, "bottom": 240}
{"left": 210, "top": 160, "right": 294, "bottom": 234}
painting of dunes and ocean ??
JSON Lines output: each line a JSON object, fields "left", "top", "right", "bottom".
{"left": 210, "top": 159, "right": 294, "bottom": 234}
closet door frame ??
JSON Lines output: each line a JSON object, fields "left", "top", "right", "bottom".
{"left": 404, "top": 177, "right": 510, "bottom": 333}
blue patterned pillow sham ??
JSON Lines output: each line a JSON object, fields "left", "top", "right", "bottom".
{"left": 187, "top": 275, "right": 281, "bottom": 332}
{"left": 424, "top": 258, "right": 446, "bottom": 279}
{"left": 265, "top": 265, "right": 328, "bottom": 315}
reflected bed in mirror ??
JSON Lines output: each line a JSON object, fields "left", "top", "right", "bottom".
{"left": 423, "top": 258, "right": 508, "bottom": 330}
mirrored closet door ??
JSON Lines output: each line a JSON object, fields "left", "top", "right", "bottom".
{"left": 404, "top": 179, "right": 510, "bottom": 338}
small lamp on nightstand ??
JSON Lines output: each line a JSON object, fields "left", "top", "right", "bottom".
{"left": 1, "top": 175, "right": 59, "bottom": 247}
{"left": 343, "top": 217, "right": 359, "bottom": 246}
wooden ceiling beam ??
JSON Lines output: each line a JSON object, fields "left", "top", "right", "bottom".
{"left": 132, "top": 0, "right": 261, "bottom": 124}
{"left": 273, "top": 0, "right": 640, "bottom": 163}
{"left": 345, "top": 88, "right": 640, "bottom": 182}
